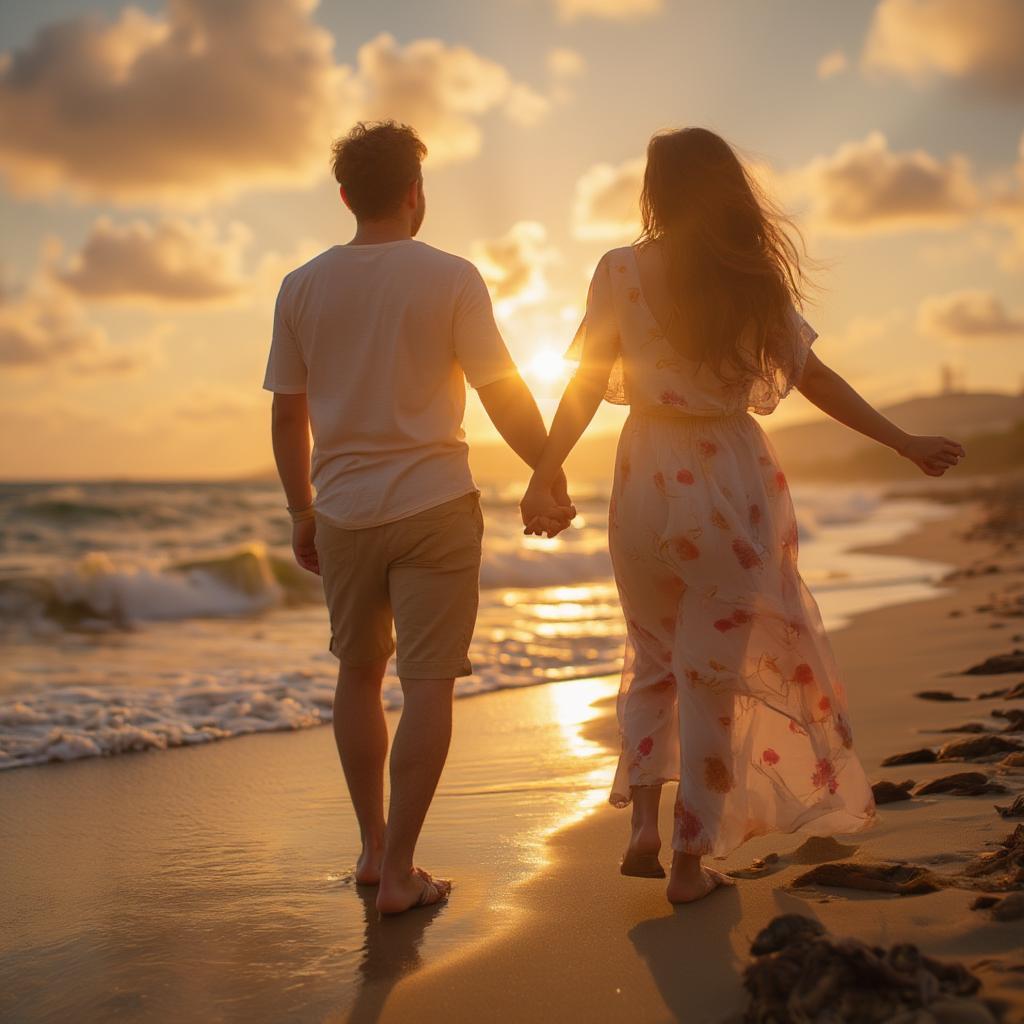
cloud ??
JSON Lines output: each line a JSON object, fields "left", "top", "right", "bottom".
{"left": 503, "top": 83, "right": 551, "bottom": 127}
{"left": 787, "top": 132, "right": 978, "bottom": 234}
{"left": 470, "top": 222, "right": 559, "bottom": 312}
{"left": 0, "top": 4, "right": 553, "bottom": 204}
{"left": 548, "top": 48, "right": 586, "bottom": 79}
{"left": 572, "top": 156, "right": 645, "bottom": 239}
{"left": 54, "top": 217, "right": 249, "bottom": 305}
{"left": 0, "top": 0, "right": 343, "bottom": 205}
{"left": 0, "top": 283, "right": 156, "bottom": 374}
{"left": 546, "top": 47, "right": 586, "bottom": 105}
{"left": 987, "top": 133, "right": 1024, "bottom": 269}
{"left": 349, "top": 33, "right": 550, "bottom": 164}
{"left": 555, "top": 0, "right": 663, "bottom": 21}
{"left": 917, "top": 289, "right": 1024, "bottom": 340}
{"left": 862, "top": 0, "right": 1024, "bottom": 97}
{"left": 817, "top": 50, "right": 849, "bottom": 80}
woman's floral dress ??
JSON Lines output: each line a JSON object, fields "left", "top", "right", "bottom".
{"left": 569, "top": 245, "right": 876, "bottom": 858}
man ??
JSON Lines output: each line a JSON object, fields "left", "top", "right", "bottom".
{"left": 264, "top": 121, "right": 573, "bottom": 915}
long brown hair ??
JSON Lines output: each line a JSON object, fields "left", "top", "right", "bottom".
{"left": 637, "top": 127, "right": 812, "bottom": 383}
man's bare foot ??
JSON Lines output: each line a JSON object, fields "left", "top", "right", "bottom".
{"left": 376, "top": 867, "right": 452, "bottom": 915}
{"left": 666, "top": 864, "right": 736, "bottom": 904}
{"left": 354, "top": 842, "right": 384, "bottom": 886}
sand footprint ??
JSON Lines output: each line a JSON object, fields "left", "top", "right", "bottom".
{"left": 726, "top": 834, "right": 859, "bottom": 880}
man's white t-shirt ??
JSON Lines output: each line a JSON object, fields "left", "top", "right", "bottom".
{"left": 263, "top": 239, "right": 517, "bottom": 529}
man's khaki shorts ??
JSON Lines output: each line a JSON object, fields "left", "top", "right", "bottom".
{"left": 313, "top": 491, "right": 483, "bottom": 679}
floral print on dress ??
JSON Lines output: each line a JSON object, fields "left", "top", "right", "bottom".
{"left": 731, "top": 537, "right": 763, "bottom": 570}
{"left": 593, "top": 243, "right": 875, "bottom": 857}
{"left": 668, "top": 536, "right": 700, "bottom": 561}
{"left": 674, "top": 801, "right": 703, "bottom": 842}
{"left": 660, "top": 389, "right": 689, "bottom": 409}
{"left": 812, "top": 757, "right": 839, "bottom": 794}
{"left": 703, "top": 756, "right": 734, "bottom": 793}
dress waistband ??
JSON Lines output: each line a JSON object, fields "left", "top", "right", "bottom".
{"left": 628, "top": 404, "right": 751, "bottom": 423}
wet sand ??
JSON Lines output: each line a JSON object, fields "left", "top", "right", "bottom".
{"left": 378, "top": 496, "right": 1024, "bottom": 1024}
{"left": 0, "top": 676, "right": 617, "bottom": 1022}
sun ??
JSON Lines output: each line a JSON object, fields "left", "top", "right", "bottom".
{"left": 526, "top": 347, "right": 570, "bottom": 384}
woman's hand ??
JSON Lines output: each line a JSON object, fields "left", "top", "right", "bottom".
{"left": 520, "top": 473, "right": 576, "bottom": 538}
{"left": 898, "top": 434, "right": 965, "bottom": 477}
{"left": 292, "top": 518, "right": 320, "bottom": 574}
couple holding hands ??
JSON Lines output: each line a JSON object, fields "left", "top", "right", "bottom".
{"left": 265, "top": 120, "right": 964, "bottom": 914}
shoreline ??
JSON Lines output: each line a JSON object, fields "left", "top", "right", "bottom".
{"left": 0, "top": 485, "right": 952, "bottom": 774}
{"left": 375, "top": 494, "right": 1024, "bottom": 1024}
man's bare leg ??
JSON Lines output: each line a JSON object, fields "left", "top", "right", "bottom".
{"left": 333, "top": 658, "right": 389, "bottom": 884}
{"left": 376, "top": 677, "right": 455, "bottom": 914}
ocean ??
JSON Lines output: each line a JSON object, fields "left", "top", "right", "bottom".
{"left": 0, "top": 479, "right": 953, "bottom": 772}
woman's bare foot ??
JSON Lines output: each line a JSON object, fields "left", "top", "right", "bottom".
{"left": 621, "top": 822, "right": 665, "bottom": 877}
{"left": 622, "top": 784, "right": 665, "bottom": 876}
{"left": 376, "top": 867, "right": 452, "bottom": 915}
{"left": 354, "top": 841, "right": 384, "bottom": 885}
{"left": 666, "top": 856, "right": 736, "bottom": 904}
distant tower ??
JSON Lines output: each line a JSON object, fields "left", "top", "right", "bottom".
{"left": 939, "top": 363, "right": 966, "bottom": 395}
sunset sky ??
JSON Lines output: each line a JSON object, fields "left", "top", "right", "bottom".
{"left": 1, "top": 0, "right": 1022, "bottom": 480}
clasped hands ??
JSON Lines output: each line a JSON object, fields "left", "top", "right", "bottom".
{"left": 520, "top": 468, "right": 577, "bottom": 538}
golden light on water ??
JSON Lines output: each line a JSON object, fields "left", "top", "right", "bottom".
{"left": 546, "top": 677, "right": 618, "bottom": 820}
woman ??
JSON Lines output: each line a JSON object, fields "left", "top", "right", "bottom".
{"left": 521, "top": 127, "right": 965, "bottom": 904}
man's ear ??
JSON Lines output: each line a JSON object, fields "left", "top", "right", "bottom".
{"left": 406, "top": 177, "right": 421, "bottom": 209}
{"left": 339, "top": 185, "right": 352, "bottom": 212}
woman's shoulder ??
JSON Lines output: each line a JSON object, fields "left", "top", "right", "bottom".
{"left": 599, "top": 245, "right": 633, "bottom": 267}
{"left": 590, "top": 246, "right": 634, "bottom": 288}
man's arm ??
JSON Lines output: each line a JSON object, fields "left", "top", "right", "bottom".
{"left": 270, "top": 392, "right": 319, "bottom": 573}
{"left": 476, "top": 373, "right": 575, "bottom": 535}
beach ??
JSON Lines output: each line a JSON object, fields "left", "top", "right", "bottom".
{"left": 2, "top": 482, "right": 1023, "bottom": 1022}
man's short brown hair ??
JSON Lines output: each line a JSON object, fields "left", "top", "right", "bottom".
{"left": 331, "top": 121, "right": 427, "bottom": 220}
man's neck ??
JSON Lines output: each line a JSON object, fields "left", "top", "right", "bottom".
{"left": 349, "top": 219, "right": 413, "bottom": 246}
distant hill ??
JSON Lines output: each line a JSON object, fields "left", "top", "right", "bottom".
{"left": 767, "top": 391, "right": 1024, "bottom": 480}
{"left": 788, "top": 416, "right": 1024, "bottom": 481}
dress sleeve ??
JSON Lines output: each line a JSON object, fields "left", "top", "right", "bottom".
{"left": 453, "top": 263, "right": 519, "bottom": 389}
{"left": 564, "top": 253, "right": 627, "bottom": 405}
{"left": 262, "top": 278, "right": 308, "bottom": 394}
{"left": 746, "top": 304, "right": 818, "bottom": 416}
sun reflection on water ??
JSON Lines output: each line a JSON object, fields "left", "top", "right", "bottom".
{"left": 540, "top": 676, "right": 618, "bottom": 841}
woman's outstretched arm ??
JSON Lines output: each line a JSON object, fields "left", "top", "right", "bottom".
{"left": 797, "top": 350, "right": 965, "bottom": 476}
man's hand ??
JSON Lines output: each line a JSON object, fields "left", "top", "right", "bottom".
{"left": 899, "top": 434, "right": 965, "bottom": 477}
{"left": 292, "top": 518, "right": 320, "bottom": 574}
